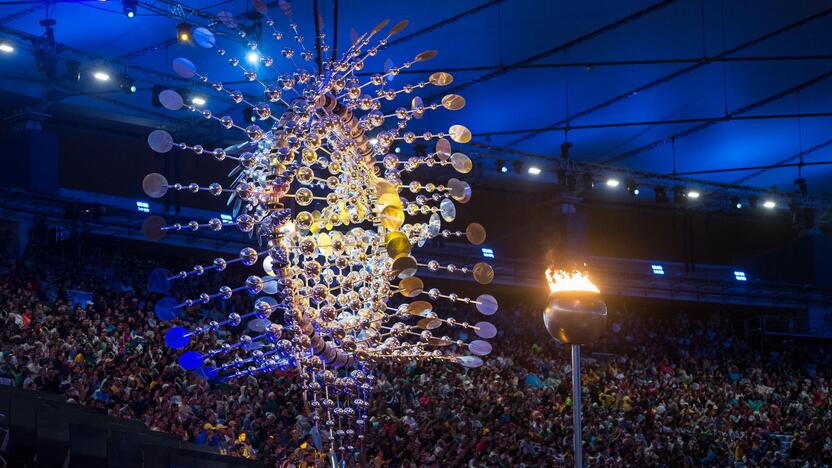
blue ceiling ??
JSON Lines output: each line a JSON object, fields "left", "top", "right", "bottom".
{"left": 2, "top": 0, "right": 832, "bottom": 194}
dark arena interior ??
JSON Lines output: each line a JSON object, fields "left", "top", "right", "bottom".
{"left": 0, "top": 0, "right": 831, "bottom": 467}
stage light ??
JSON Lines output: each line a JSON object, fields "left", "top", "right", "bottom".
{"left": 763, "top": 200, "right": 776, "bottom": 209}
{"left": 177, "top": 23, "right": 192, "bottom": 42}
{"left": 625, "top": 179, "right": 638, "bottom": 196}
{"left": 122, "top": 0, "right": 137, "bottom": 17}
{"left": 246, "top": 51, "right": 260, "bottom": 65}
{"left": 731, "top": 196, "right": 742, "bottom": 209}
{"left": 651, "top": 264, "right": 665, "bottom": 275}
{"left": 120, "top": 76, "right": 136, "bottom": 93}
{"left": 394, "top": 147, "right": 401, "bottom": 153}
{"left": 0, "top": 43, "right": 14, "bottom": 53}
{"left": 733, "top": 271, "right": 747, "bottom": 281}
{"left": 93, "top": 71, "right": 111, "bottom": 81}
{"left": 496, "top": 159, "right": 507, "bottom": 173}
{"left": 481, "top": 247, "right": 494, "bottom": 259}
{"left": 220, "top": 214, "right": 233, "bottom": 223}
{"left": 528, "top": 166, "right": 541, "bottom": 175}
{"left": 687, "top": 190, "right": 700, "bottom": 199}
{"left": 605, "top": 178, "right": 620, "bottom": 188}
{"left": 136, "top": 201, "right": 150, "bottom": 213}
{"left": 191, "top": 96, "right": 206, "bottom": 106}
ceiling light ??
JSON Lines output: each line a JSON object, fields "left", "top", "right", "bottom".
{"left": 177, "top": 23, "right": 192, "bottom": 43}
{"left": 528, "top": 166, "right": 541, "bottom": 175}
{"left": 246, "top": 51, "right": 260, "bottom": 65}
{"left": 763, "top": 200, "right": 776, "bottom": 209}
{"left": 191, "top": 96, "right": 206, "bottom": 106}
{"left": 605, "top": 178, "right": 620, "bottom": 188}
{"left": 93, "top": 71, "right": 111, "bottom": 81}
{"left": 0, "top": 43, "right": 14, "bottom": 53}
{"left": 730, "top": 196, "right": 742, "bottom": 209}
{"left": 122, "top": 0, "right": 137, "bottom": 17}
{"left": 687, "top": 190, "right": 700, "bottom": 199}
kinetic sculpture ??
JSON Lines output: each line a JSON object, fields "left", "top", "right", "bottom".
{"left": 139, "top": 1, "right": 497, "bottom": 457}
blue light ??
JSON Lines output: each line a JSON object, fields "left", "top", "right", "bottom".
{"left": 734, "top": 271, "right": 747, "bottom": 281}
{"left": 500, "top": 165, "right": 508, "bottom": 173}
{"left": 136, "top": 201, "right": 150, "bottom": 213}
{"left": 220, "top": 214, "right": 233, "bottom": 223}
{"left": 481, "top": 247, "right": 494, "bottom": 258}
{"left": 651, "top": 264, "right": 664, "bottom": 275}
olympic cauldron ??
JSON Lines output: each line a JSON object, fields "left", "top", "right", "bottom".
{"left": 542, "top": 269, "right": 607, "bottom": 344}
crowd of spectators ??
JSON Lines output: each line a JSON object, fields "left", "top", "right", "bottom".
{"left": 0, "top": 248, "right": 830, "bottom": 467}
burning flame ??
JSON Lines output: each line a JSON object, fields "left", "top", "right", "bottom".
{"left": 545, "top": 268, "right": 600, "bottom": 294}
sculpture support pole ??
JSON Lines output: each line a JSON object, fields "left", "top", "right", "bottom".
{"left": 571, "top": 344, "right": 582, "bottom": 468}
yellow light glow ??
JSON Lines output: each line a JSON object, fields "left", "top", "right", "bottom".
{"left": 545, "top": 268, "right": 600, "bottom": 294}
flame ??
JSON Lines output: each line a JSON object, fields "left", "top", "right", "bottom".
{"left": 545, "top": 268, "right": 600, "bottom": 294}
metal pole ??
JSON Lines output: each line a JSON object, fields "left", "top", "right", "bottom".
{"left": 571, "top": 344, "right": 582, "bottom": 468}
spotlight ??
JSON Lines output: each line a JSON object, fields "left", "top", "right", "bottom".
{"left": 394, "top": 147, "right": 401, "bottom": 154}
{"left": 655, "top": 187, "right": 669, "bottom": 204}
{"left": 605, "top": 178, "right": 620, "bottom": 188}
{"left": 246, "top": 51, "right": 260, "bottom": 65}
{"left": 496, "top": 159, "right": 506, "bottom": 173}
{"left": 93, "top": 71, "right": 111, "bottom": 81}
{"left": 177, "top": 23, "right": 192, "bottom": 42}
{"left": 730, "top": 196, "right": 742, "bottom": 209}
{"left": 122, "top": 0, "right": 137, "bottom": 17}
{"left": 687, "top": 190, "right": 701, "bottom": 199}
{"left": 0, "top": 43, "right": 14, "bottom": 53}
{"left": 763, "top": 200, "right": 777, "bottom": 209}
{"left": 528, "top": 166, "right": 541, "bottom": 175}
{"left": 191, "top": 96, "right": 206, "bottom": 106}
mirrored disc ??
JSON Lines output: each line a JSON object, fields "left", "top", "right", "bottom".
{"left": 216, "top": 10, "right": 237, "bottom": 28}
{"left": 165, "top": 326, "right": 191, "bottom": 349}
{"left": 466, "top": 222, "right": 486, "bottom": 245}
{"left": 429, "top": 72, "right": 454, "bottom": 86}
{"left": 193, "top": 27, "right": 216, "bottom": 48}
{"left": 449, "top": 124, "right": 472, "bottom": 144}
{"left": 263, "top": 255, "right": 275, "bottom": 276}
{"left": 253, "top": 0, "right": 268, "bottom": 14}
{"left": 392, "top": 255, "right": 418, "bottom": 279}
{"left": 399, "top": 277, "right": 424, "bottom": 298}
{"left": 380, "top": 205, "right": 405, "bottom": 230}
{"left": 428, "top": 213, "right": 441, "bottom": 237}
{"left": 389, "top": 19, "right": 409, "bottom": 36}
{"left": 148, "top": 267, "right": 172, "bottom": 293}
{"left": 154, "top": 296, "right": 178, "bottom": 321}
{"left": 435, "top": 138, "right": 451, "bottom": 157}
{"left": 473, "top": 262, "right": 494, "bottom": 285}
{"left": 142, "top": 215, "right": 167, "bottom": 241}
{"left": 371, "top": 18, "right": 390, "bottom": 34}
{"left": 142, "top": 172, "right": 169, "bottom": 198}
{"left": 172, "top": 57, "right": 197, "bottom": 78}
{"left": 452, "top": 181, "right": 472, "bottom": 203}
{"left": 442, "top": 94, "right": 465, "bottom": 111}
{"left": 417, "top": 318, "right": 441, "bottom": 330}
{"left": 148, "top": 129, "right": 174, "bottom": 153}
{"left": 385, "top": 233, "right": 411, "bottom": 258}
{"left": 427, "top": 337, "right": 452, "bottom": 346}
{"left": 248, "top": 318, "right": 272, "bottom": 333}
{"left": 469, "top": 340, "right": 492, "bottom": 356}
{"left": 178, "top": 351, "right": 204, "bottom": 370}
{"left": 411, "top": 96, "right": 424, "bottom": 119}
{"left": 407, "top": 300, "right": 432, "bottom": 316}
{"left": 457, "top": 355, "right": 483, "bottom": 368}
{"left": 476, "top": 294, "right": 499, "bottom": 315}
{"left": 159, "top": 89, "right": 184, "bottom": 110}
{"left": 376, "top": 179, "right": 397, "bottom": 196}
{"left": 451, "top": 152, "right": 472, "bottom": 174}
{"left": 474, "top": 321, "right": 497, "bottom": 339}
{"left": 439, "top": 198, "right": 456, "bottom": 222}
{"left": 262, "top": 275, "right": 278, "bottom": 294}
{"left": 415, "top": 50, "right": 438, "bottom": 62}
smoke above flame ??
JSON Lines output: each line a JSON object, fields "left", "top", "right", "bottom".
{"left": 545, "top": 268, "right": 600, "bottom": 294}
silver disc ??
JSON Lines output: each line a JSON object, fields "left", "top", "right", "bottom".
{"left": 193, "top": 27, "right": 216, "bottom": 48}
{"left": 142, "top": 173, "right": 169, "bottom": 198}
{"left": 172, "top": 57, "right": 197, "bottom": 78}
{"left": 439, "top": 198, "right": 456, "bottom": 222}
{"left": 475, "top": 294, "right": 498, "bottom": 315}
{"left": 159, "top": 89, "right": 183, "bottom": 111}
{"left": 456, "top": 355, "right": 483, "bottom": 368}
{"left": 474, "top": 321, "right": 497, "bottom": 339}
{"left": 468, "top": 340, "right": 492, "bottom": 356}
{"left": 147, "top": 129, "right": 174, "bottom": 153}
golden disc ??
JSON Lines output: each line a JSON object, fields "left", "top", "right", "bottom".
{"left": 451, "top": 152, "right": 472, "bottom": 174}
{"left": 473, "top": 262, "right": 494, "bottom": 285}
{"left": 392, "top": 255, "right": 418, "bottom": 279}
{"left": 441, "top": 94, "right": 465, "bottom": 111}
{"left": 435, "top": 138, "right": 451, "bottom": 159}
{"left": 447, "top": 178, "right": 465, "bottom": 198}
{"left": 417, "top": 318, "right": 442, "bottom": 330}
{"left": 385, "top": 234, "right": 411, "bottom": 259}
{"left": 377, "top": 193, "right": 402, "bottom": 209}
{"left": 317, "top": 232, "right": 333, "bottom": 257}
{"left": 407, "top": 300, "right": 432, "bottom": 316}
{"left": 427, "top": 337, "right": 452, "bottom": 347}
{"left": 399, "top": 276, "right": 424, "bottom": 297}
{"left": 466, "top": 222, "right": 486, "bottom": 245}
{"left": 379, "top": 205, "right": 405, "bottom": 230}
{"left": 449, "top": 124, "right": 472, "bottom": 144}
{"left": 371, "top": 19, "right": 390, "bottom": 34}
{"left": 375, "top": 179, "right": 397, "bottom": 196}
{"left": 429, "top": 72, "right": 453, "bottom": 86}
{"left": 389, "top": 19, "right": 409, "bottom": 36}
{"left": 415, "top": 50, "right": 438, "bottom": 62}
{"left": 411, "top": 96, "right": 424, "bottom": 119}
